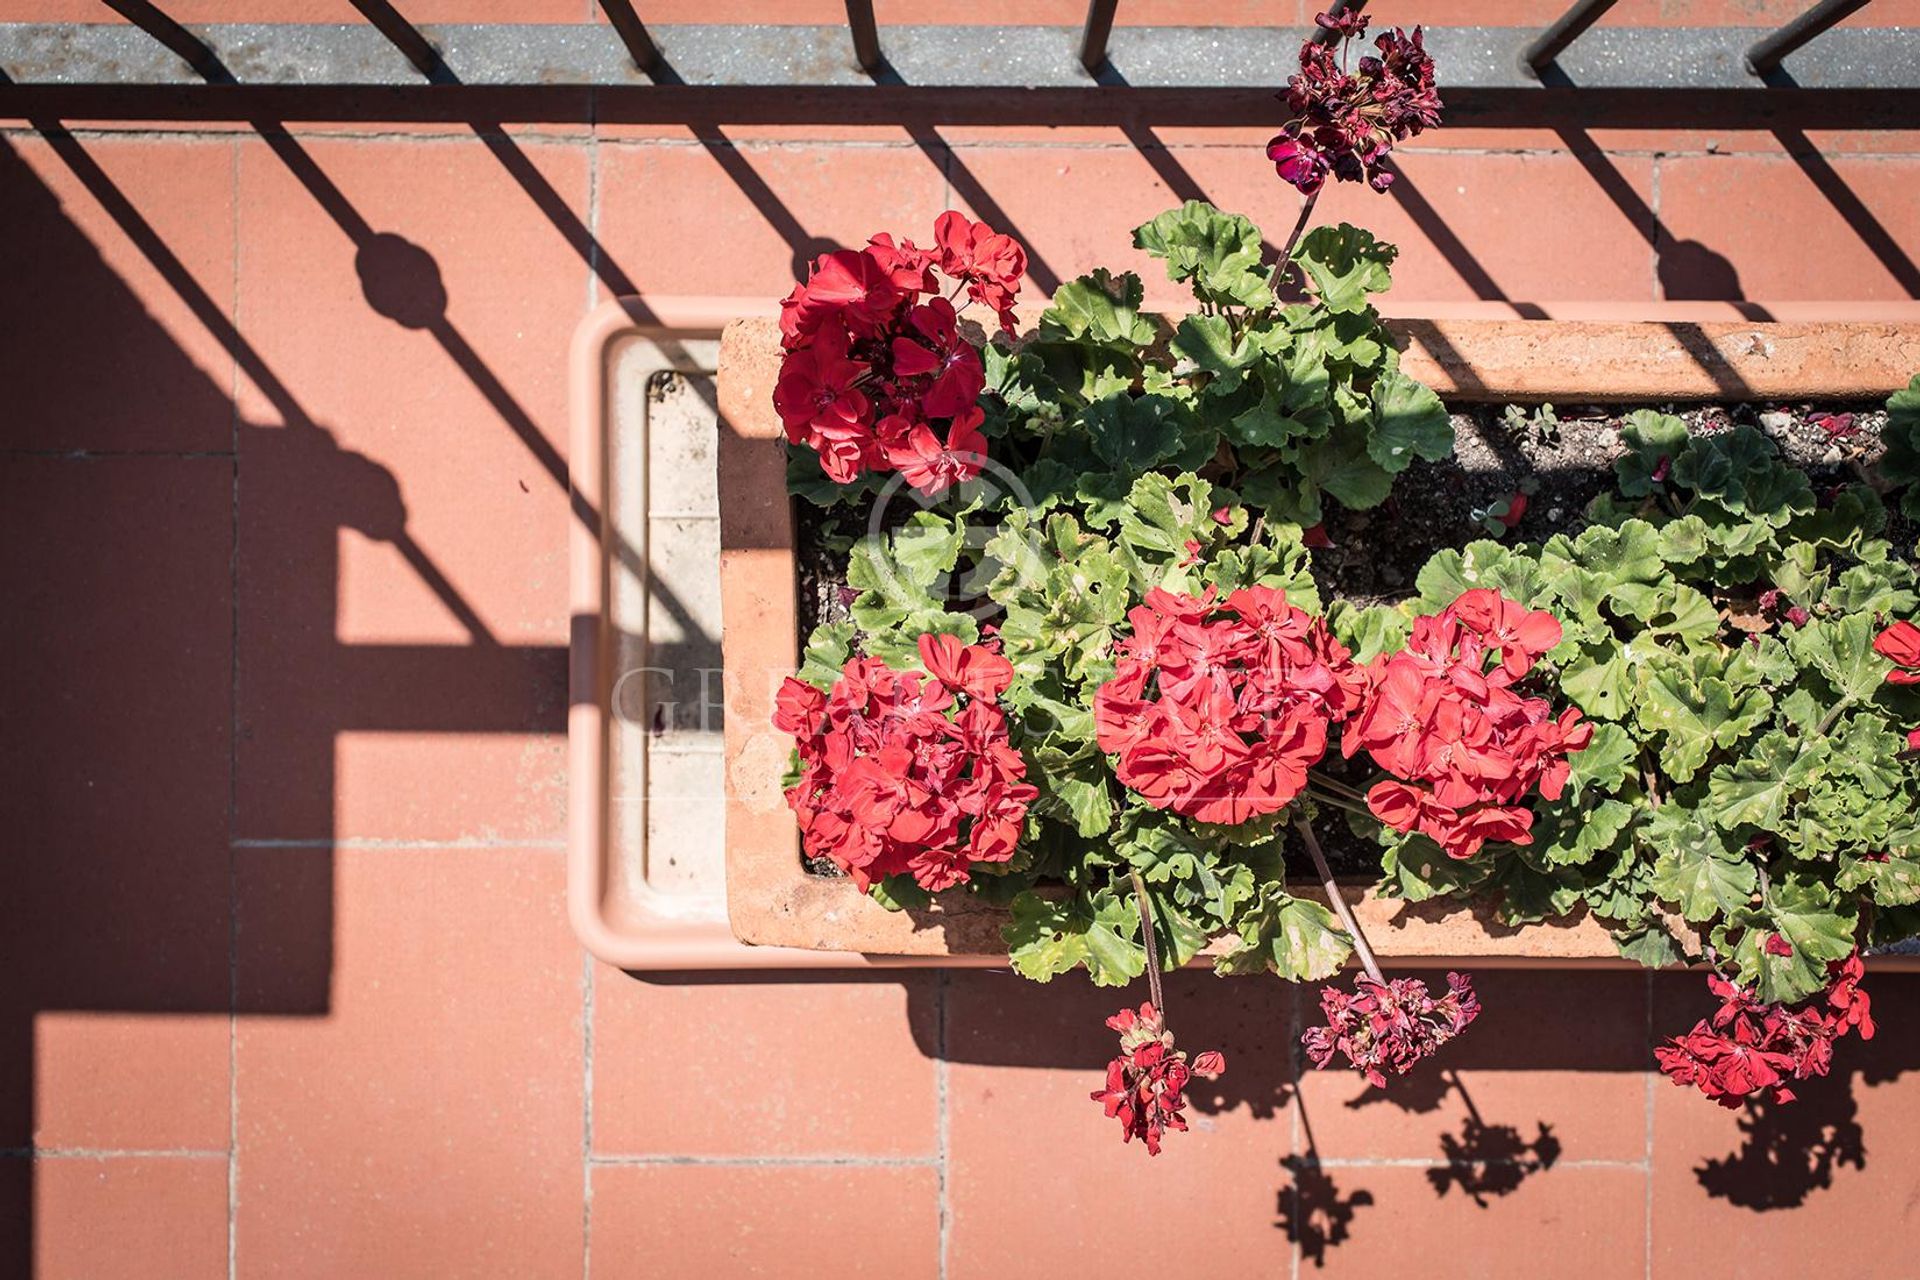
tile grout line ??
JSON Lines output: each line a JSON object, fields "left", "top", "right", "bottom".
{"left": 582, "top": 133, "right": 601, "bottom": 1280}
{"left": 0, "top": 448, "right": 238, "bottom": 459}
{"left": 14, "top": 126, "right": 1920, "bottom": 165}
{"left": 581, "top": 951, "right": 596, "bottom": 1280}
{"left": 226, "top": 130, "right": 243, "bottom": 1280}
{"left": 936, "top": 970, "right": 951, "bottom": 1280}
{"left": 587, "top": 1154, "right": 944, "bottom": 1168}
{"left": 1644, "top": 968, "right": 1656, "bottom": 1280}
{"left": 1296, "top": 1156, "right": 1652, "bottom": 1170}
{"left": 1289, "top": 982, "right": 1301, "bottom": 1280}
{"left": 1, "top": 1147, "right": 231, "bottom": 1160}
{"left": 231, "top": 837, "right": 568, "bottom": 849}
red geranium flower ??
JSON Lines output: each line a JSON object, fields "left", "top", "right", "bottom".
{"left": 774, "top": 213, "right": 1026, "bottom": 496}
{"left": 1302, "top": 971, "right": 1480, "bottom": 1088}
{"left": 776, "top": 635, "right": 1036, "bottom": 892}
{"left": 933, "top": 210, "right": 1027, "bottom": 334}
{"left": 1090, "top": 1002, "right": 1225, "bottom": 1156}
{"left": 1093, "top": 586, "right": 1366, "bottom": 825}
{"left": 1341, "top": 589, "right": 1589, "bottom": 859}
{"left": 885, "top": 406, "right": 988, "bottom": 497}
{"left": 1874, "top": 620, "right": 1920, "bottom": 684}
{"left": 1656, "top": 954, "right": 1875, "bottom": 1108}
{"left": 1267, "top": 13, "right": 1442, "bottom": 195}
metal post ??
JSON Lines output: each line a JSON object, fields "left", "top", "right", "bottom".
{"left": 1079, "top": 0, "right": 1119, "bottom": 72}
{"left": 347, "top": 0, "right": 444, "bottom": 79}
{"left": 1520, "top": 0, "right": 1621, "bottom": 72}
{"left": 597, "top": 0, "right": 661, "bottom": 74}
{"left": 1746, "top": 0, "right": 1874, "bottom": 73}
{"left": 1311, "top": 0, "right": 1366, "bottom": 45}
{"left": 845, "top": 0, "right": 881, "bottom": 72}
{"left": 100, "top": 0, "right": 232, "bottom": 82}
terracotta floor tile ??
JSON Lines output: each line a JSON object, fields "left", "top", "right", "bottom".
{"left": 593, "top": 968, "right": 938, "bottom": 1158}
{"left": 1649, "top": 972, "right": 1920, "bottom": 1276}
{"left": 233, "top": 846, "right": 583, "bottom": 1279}
{"left": 1307, "top": 1164, "right": 1647, "bottom": 1278}
{"left": 594, "top": 140, "right": 949, "bottom": 300}
{"left": 3, "top": 1156, "right": 231, "bottom": 1280}
{"left": 1655, "top": 153, "right": 1920, "bottom": 301}
{"left": 0, "top": 456, "right": 232, "bottom": 1151}
{"left": 589, "top": 1163, "right": 939, "bottom": 1279}
{"left": 945, "top": 970, "right": 1295, "bottom": 1277}
{"left": 233, "top": 134, "right": 584, "bottom": 842}
{"left": 1298, "top": 970, "right": 1650, "bottom": 1164}
{"left": 942, "top": 144, "right": 1659, "bottom": 306}
{"left": 0, "top": 134, "right": 235, "bottom": 453}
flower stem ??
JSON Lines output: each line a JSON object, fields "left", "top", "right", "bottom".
{"left": 1129, "top": 869, "right": 1166, "bottom": 1014}
{"left": 1303, "top": 786, "right": 1371, "bottom": 820}
{"left": 1815, "top": 694, "right": 1854, "bottom": 738}
{"left": 1311, "top": 774, "right": 1369, "bottom": 803}
{"left": 1294, "top": 813, "right": 1386, "bottom": 985}
{"left": 1272, "top": 190, "right": 1322, "bottom": 297}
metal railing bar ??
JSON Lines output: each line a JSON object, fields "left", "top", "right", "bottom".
{"left": 1746, "top": 0, "right": 1874, "bottom": 73}
{"left": 846, "top": 0, "right": 881, "bottom": 72}
{"left": 1521, "top": 0, "right": 1622, "bottom": 72}
{"left": 1311, "top": 0, "right": 1366, "bottom": 45}
{"left": 598, "top": 0, "right": 661, "bottom": 75}
{"left": 1079, "top": 0, "right": 1119, "bottom": 73}
{"left": 347, "top": 0, "right": 446, "bottom": 81}
{"left": 99, "top": 0, "right": 232, "bottom": 83}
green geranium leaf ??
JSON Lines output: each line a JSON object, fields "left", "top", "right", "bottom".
{"left": 1083, "top": 392, "right": 1187, "bottom": 473}
{"left": 870, "top": 873, "right": 932, "bottom": 912}
{"left": 1614, "top": 921, "right": 1685, "bottom": 969}
{"left": 1634, "top": 665, "right": 1773, "bottom": 784}
{"left": 1292, "top": 223, "right": 1396, "bottom": 314}
{"left": 1367, "top": 357, "right": 1454, "bottom": 473}
{"left": 1649, "top": 816, "right": 1756, "bottom": 921}
{"left": 1789, "top": 613, "right": 1897, "bottom": 709}
{"left": 1559, "top": 642, "right": 1638, "bottom": 721}
{"left": 1294, "top": 429, "right": 1395, "bottom": 510}
{"left": 1171, "top": 314, "right": 1259, "bottom": 394}
{"left": 1039, "top": 268, "right": 1157, "bottom": 348}
{"left": 846, "top": 535, "right": 951, "bottom": 636}
{"left": 1381, "top": 833, "right": 1490, "bottom": 903}
{"left": 1537, "top": 797, "right": 1635, "bottom": 867}
{"left": 1413, "top": 540, "right": 1545, "bottom": 614}
{"left": 1615, "top": 409, "right": 1689, "bottom": 498}
{"left": 1674, "top": 426, "right": 1813, "bottom": 527}
{"left": 1838, "top": 849, "right": 1920, "bottom": 908}
{"left": 1003, "top": 888, "right": 1146, "bottom": 986}
{"left": 1133, "top": 201, "right": 1273, "bottom": 310}
{"left": 1704, "top": 730, "right": 1813, "bottom": 832}
{"left": 1880, "top": 375, "right": 1920, "bottom": 508}
{"left": 796, "top": 622, "right": 854, "bottom": 692}
{"left": 1216, "top": 884, "right": 1353, "bottom": 980}
{"left": 1227, "top": 390, "right": 1319, "bottom": 450}
{"left": 1490, "top": 854, "right": 1584, "bottom": 925}
{"left": 1566, "top": 721, "right": 1638, "bottom": 801}
{"left": 1736, "top": 881, "right": 1857, "bottom": 1004}
{"left": 861, "top": 611, "right": 975, "bottom": 669}
{"left": 890, "top": 510, "right": 965, "bottom": 586}
{"left": 1328, "top": 600, "right": 1412, "bottom": 664}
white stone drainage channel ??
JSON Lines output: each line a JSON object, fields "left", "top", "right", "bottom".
{"left": 568, "top": 299, "right": 949, "bottom": 970}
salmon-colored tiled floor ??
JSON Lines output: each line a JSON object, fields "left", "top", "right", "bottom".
{"left": 5, "top": 21, "right": 1920, "bottom": 1273}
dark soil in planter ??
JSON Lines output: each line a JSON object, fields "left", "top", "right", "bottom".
{"left": 791, "top": 400, "right": 1906, "bottom": 882}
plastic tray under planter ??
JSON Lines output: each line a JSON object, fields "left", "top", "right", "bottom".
{"left": 718, "top": 311, "right": 1920, "bottom": 964}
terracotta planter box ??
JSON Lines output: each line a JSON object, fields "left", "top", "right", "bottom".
{"left": 716, "top": 312, "right": 1920, "bottom": 963}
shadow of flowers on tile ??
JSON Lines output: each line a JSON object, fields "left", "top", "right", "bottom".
{"left": 1276, "top": 1155, "right": 1374, "bottom": 1269}
{"left": 1695, "top": 1069, "right": 1864, "bottom": 1211}
{"left": 1428, "top": 1116, "right": 1562, "bottom": 1206}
